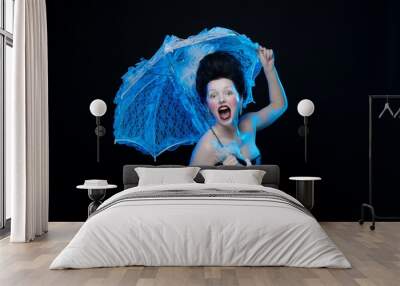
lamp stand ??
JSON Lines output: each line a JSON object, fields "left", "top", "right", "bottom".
{"left": 94, "top": 116, "right": 106, "bottom": 163}
{"left": 304, "top": 116, "right": 308, "bottom": 164}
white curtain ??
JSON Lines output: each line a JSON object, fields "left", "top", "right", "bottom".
{"left": 7, "top": 0, "right": 49, "bottom": 242}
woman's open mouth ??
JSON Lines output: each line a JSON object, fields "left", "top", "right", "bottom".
{"left": 218, "top": 105, "right": 231, "bottom": 121}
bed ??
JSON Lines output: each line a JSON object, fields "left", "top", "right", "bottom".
{"left": 50, "top": 165, "right": 351, "bottom": 269}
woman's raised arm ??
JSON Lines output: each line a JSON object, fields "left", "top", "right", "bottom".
{"left": 240, "top": 47, "right": 288, "bottom": 132}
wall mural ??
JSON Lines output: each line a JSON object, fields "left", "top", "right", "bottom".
{"left": 47, "top": 1, "right": 397, "bottom": 221}
{"left": 113, "top": 27, "right": 287, "bottom": 166}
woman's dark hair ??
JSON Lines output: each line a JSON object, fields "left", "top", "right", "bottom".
{"left": 196, "top": 51, "right": 245, "bottom": 103}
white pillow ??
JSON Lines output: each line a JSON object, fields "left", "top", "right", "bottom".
{"left": 135, "top": 167, "right": 200, "bottom": 186}
{"left": 200, "top": 169, "right": 266, "bottom": 185}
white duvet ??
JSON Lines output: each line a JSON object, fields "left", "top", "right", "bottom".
{"left": 50, "top": 183, "right": 351, "bottom": 269}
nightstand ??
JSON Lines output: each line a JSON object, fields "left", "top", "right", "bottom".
{"left": 77, "top": 180, "right": 117, "bottom": 217}
{"left": 289, "top": 176, "right": 321, "bottom": 210}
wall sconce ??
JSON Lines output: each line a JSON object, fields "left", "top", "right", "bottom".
{"left": 89, "top": 99, "right": 107, "bottom": 163}
{"left": 297, "top": 99, "right": 315, "bottom": 164}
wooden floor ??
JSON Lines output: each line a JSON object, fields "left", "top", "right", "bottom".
{"left": 0, "top": 222, "right": 399, "bottom": 286}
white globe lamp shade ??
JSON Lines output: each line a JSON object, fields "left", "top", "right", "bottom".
{"left": 90, "top": 99, "right": 107, "bottom": 117}
{"left": 297, "top": 99, "right": 315, "bottom": 117}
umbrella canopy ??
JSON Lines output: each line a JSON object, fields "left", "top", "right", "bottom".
{"left": 114, "top": 27, "right": 262, "bottom": 160}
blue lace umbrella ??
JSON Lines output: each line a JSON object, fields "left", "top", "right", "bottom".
{"left": 114, "top": 27, "right": 262, "bottom": 160}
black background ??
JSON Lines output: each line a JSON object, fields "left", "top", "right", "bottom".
{"left": 46, "top": 0, "right": 400, "bottom": 221}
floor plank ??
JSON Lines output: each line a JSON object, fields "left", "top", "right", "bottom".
{"left": 0, "top": 222, "right": 399, "bottom": 286}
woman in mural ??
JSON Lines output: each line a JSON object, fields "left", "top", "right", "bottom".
{"left": 190, "top": 46, "right": 288, "bottom": 166}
